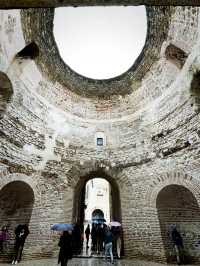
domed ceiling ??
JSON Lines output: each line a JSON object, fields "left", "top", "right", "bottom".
{"left": 21, "top": 6, "right": 172, "bottom": 97}
{"left": 53, "top": 6, "right": 147, "bottom": 80}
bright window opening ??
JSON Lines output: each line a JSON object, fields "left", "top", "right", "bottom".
{"left": 54, "top": 6, "right": 147, "bottom": 80}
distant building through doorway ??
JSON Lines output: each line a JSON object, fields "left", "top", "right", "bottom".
{"left": 84, "top": 178, "right": 110, "bottom": 224}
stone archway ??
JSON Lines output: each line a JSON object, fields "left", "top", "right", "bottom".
{"left": 72, "top": 171, "right": 122, "bottom": 226}
{"left": 72, "top": 170, "right": 123, "bottom": 256}
{"left": 0, "top": 180, "right": 34, "bottom": 227}
{"left": 0, "top": 180, "right": 34, "bottom": 260}
{"left": 156, "top": 184, "right": 200, "bottom": 263}
{"left": 92, "top": 209, "right": 104, "bottom": 219}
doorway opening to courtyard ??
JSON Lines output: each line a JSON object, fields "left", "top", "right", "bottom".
{"left": 156, "top": 184, "right": 200, "bottom": 264}
{"left": 72, "top": 172, "right": 123, "bottom": 258}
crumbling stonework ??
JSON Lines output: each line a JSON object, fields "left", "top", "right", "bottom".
{"left": 0, "top": 3, "right": 200, "bottom": 265}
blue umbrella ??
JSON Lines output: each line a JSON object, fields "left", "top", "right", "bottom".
{"left": 92, "top": 219, "right": 106, "bottom": 224}
{"left": 51, "top": 223, "right": 74, "bottom": 231}
{"left": 92, "top": 217, "right": 106, "bottom": 222}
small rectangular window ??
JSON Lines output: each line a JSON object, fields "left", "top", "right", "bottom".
{"left": 97, "top": 137, "right": 103, "bottom": 146}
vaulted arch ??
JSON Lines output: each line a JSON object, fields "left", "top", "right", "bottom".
{"left": 156, "top": 184, "right": 200, "bottom": 263}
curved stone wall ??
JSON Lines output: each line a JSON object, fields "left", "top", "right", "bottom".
{"left": 0, "top": 4, "right": 200, "bottom": 264}
{"left": 21, "top": 7, "right": 171, "bottom": 97}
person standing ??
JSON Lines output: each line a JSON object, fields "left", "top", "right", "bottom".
{"left": 12, "top": 224, "right": 29, "bottom": 265}
{"left": 104, "top": 226, "right": 114, "bottom": 264}
{"left": 58, "top": 230, "right": 73, "bottom": 266}
{"left": 85, "top": 224, "right": 90, "bottom": 248}
{"left": 91, "top": 224, "right": 97, "bottom": 252}
{"left": 111, "top": 226, "right": 121, "bottom": 259}
{"left": 0, "top": 226, "right": 9, "bottom": 252}
{"left": 72, "top": 223, "right": 82, "bottom": 255}
{"left": 170, "top": 226, "right": 185, "bottom": 265}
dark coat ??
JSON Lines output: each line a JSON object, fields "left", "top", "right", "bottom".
{"left": 58, "top": 233, "right": 73, "bottom": 264}
{"left": 15, "top": 224, "right": 29, "bottom": 246}
{"left": 104, "top": 230, "right": 113, "bottom": 245}
{"left": 171, "top": 229, "right": 183, "bottom": 247}
{"left": 85, "top": 227, "right": 90, "bottom": 238}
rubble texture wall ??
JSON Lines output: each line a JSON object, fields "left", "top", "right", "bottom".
{"left": 0, "top": 3, "right": 200, "bottom": 264}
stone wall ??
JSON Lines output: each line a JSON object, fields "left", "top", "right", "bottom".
{"left": 0, "top": 5, "right": 200, "bottom": 264}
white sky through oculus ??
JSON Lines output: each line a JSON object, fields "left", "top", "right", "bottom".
{"left": 54, "top": 6, "right": 147, "bottom": 80}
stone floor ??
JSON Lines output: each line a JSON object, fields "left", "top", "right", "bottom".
{"left": 0, "top": 258, "right": 195, "bottom": 266}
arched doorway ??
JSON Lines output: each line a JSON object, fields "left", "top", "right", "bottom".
{"left": 84, "top": 178, "right": 110, "bottom": 225}
{"left": 73, "top": 172, "right": 121, "bottom": 226}
{"left": 0, "top": 181, "right": 34, "bottom": 259}
{"left": 92, "top": 209, "right": 105, "bottom": 220}
{"left": 156, "top": 184, "right": 200, "bottom": 263}
{"left": 72, "top": 171, "right": 122, "bottom": 257}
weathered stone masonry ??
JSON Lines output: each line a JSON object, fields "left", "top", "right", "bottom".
{"left": 0, "top": 2, "right": 200, "bottom": 264}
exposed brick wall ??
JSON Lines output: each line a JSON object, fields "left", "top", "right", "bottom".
{"left": 0, "top": 5, "right": 200, "bottom": 264}
{"left": 157, "top": 184, "right": 200, "bottom": 263}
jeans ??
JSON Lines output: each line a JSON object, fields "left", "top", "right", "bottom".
{"left": 14, "top": 242, "right": 24, "bottom": 262}
{"left": 60, "top": 257, "right": 68, "bottom": 266}
{"left": 105, "top": 242, "right": 113, "bottom": 263}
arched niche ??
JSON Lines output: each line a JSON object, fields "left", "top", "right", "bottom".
{"left": 156, "top": 184, "right": 200, "bottom": 263}
{"left": 0, "top": 181, "right": 34, "bottom": 231}
{"left": 0, "top": 72, "right": 13, "bottom": 118}
{"left": 165, "top": 44, "right": 187, "bottom": 69}
{"left": 16, "top": 42, "right": 39, "bottom": 60}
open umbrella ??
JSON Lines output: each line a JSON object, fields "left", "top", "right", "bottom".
{"left": 92, "top": 218, "right": 106, "bottom": 224}
{"left": 109, "top": 221, "right": 121, "bottom": 227}
{"left": 51, "top": 223, "right": 74, "bottom": 231}
{"left": 92, "top": 219, "right": 105, "bottom": 224}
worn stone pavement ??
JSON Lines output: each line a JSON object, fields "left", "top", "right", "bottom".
{"left": 0, "top": 258, "right": 195, "bottom": 266}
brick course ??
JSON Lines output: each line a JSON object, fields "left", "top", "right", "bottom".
{"left": 0, "top": 5, "right": 200, "bottom": 264}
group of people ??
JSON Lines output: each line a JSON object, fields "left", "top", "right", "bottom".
{"left": 0, "top": 222, "right": 186, "bottom": 266}
{"left": 58, "top": 223, "right": 187, "bottom": 265}
{"left": 0, "top": 224, "right": 29, "bottom": 265}
{"left": 85, "top": 223, "right": 121, "bottom": 258}
{"left": 58, "top": 223, "right": 118, "bottom": 265}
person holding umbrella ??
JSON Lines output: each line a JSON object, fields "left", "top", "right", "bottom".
{"left": 110, "top": 221, "right": 122, "bottom": 259}
{"left": 51, "top": 223, "right": 74, "bottom": 266}
{"left": 58, "top": 230, "right": 73, "bottom": 266}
